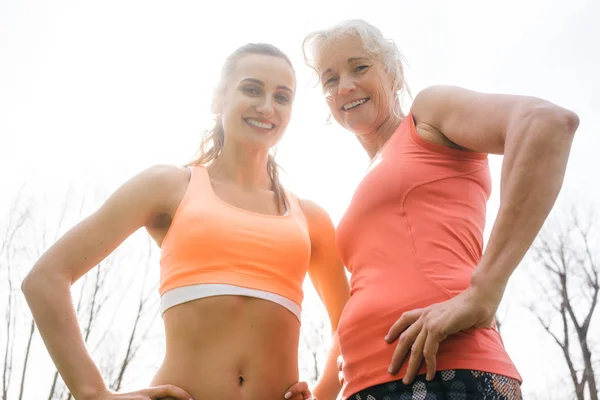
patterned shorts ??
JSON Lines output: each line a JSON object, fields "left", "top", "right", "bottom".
{"left": 348, "top": 370, "right": 522, "bottom": 400}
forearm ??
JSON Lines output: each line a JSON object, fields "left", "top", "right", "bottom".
{"left": 313, "top": 332, "right": 342, "bottom": 400}
{"left": 473, "top": 106, "right": 578, "bottom": 287}
{"left": 22, "top": 271, "right": 108, "bottom": 400}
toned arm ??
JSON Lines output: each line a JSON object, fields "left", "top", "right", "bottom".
{"left": 21, "top": 165, "right": 190, "bottom": 400}
{"left": 412, "top": 85, "right": 579, "bottom": 291}
{"left": 301, "top": 200, "right": 350, "bottom": 400}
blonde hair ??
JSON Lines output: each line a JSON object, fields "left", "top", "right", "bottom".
{"left": 303, "top": 19, "right": 411, "bottom": 118}
{"left": 187, "top": 43, "right": 294, "bottom": 213}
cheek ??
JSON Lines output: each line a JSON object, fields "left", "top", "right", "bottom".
{"left": 325, "top": 96, "right": 338, "bottom": 113}
{"left": 222, "top": 98, "right": 243, "bottom": 119}
{"left": 222, "top": 110, "right": 241, "bottom": 130}
{"left": 279, "top": 105, "right": 293, "bottom": 122}
{"left": 374, "top": 86, "right": 393, "bottom": 113}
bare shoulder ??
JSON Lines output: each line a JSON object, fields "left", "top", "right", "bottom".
{"left": 98, "top": 164, "right": 191, "bottom": 229}
{"left": 136, "top": 164, "right": 190, "bottom": 193}
{"left": 130, "top": 163, "right": 188, "bottom": 195}
{"left": 412, "top": 85, "right": 502, "bottom": 151}
{"left": 131, "top": 164, "right": 191, "bottom": 222}
{"left": 411, "top": 85, "right": 487, "bottom": 126}
{"left": 411, "top": 85, "right": 448, "bottom": 118}
{"left": 298, "top": 199, "right": 335, "bottom": 238}
{"left": 299, "top": 199, "right": 332, "bottom": 223}
{"left": 412, "top": 85, "right": 471, "bottom": 115}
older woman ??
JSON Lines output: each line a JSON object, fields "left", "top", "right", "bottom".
{"left": 303, "top": 20, "right": 579, "bottom": 399}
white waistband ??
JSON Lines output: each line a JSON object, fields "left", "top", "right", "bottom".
{"left": 160, "top": 284, "right": 302, "bottom": 321}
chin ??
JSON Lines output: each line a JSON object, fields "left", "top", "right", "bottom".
{"left": 337, "top": 112, "right": 370, "bottom": 130}
{"left": 344, "top": 121, "right": 373, "bottom": 136}
{"left": 247, "top": 137, "right": 281, "bottom": 151}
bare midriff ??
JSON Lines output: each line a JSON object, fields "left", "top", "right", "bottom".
{"left": 150, "top": 295, "right": 301, "bottom": 400}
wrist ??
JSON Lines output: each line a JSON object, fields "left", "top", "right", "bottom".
{"left": 313, "top": 382, "right": 336, "bottom": 400}
{"left": 312, "top": 383, "right": 323, "bottom": 399}
{"left": 469, "top": 270, "right": 507, "bottom": 313}
{"left": 77, "top": 385, "right": 111, "bottom": 400}
{"left": 470, "top": 266, "right": 508, "bottom": 293}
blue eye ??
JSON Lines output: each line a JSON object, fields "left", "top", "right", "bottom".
{"left": 242, "top": 86, "right": 260, "bottom": 95}
{"left": 324, "top": 77, "right": 338, "bottom": 86}
{"left": 275, "top": 94, "right": 290, "bottom": 104}
{"left": 355, "top": 65, "right": 369, "bottom": 72}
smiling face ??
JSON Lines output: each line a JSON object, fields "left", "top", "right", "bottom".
{"left": 316, "top": 35, "right": 396, "bottom": 137}
{"left": 217, "top": 53, "right": 296, "bottom": 151}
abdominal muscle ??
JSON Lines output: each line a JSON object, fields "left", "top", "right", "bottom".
{"left": 150, "top": 295, "right": 302, "bottom": 400}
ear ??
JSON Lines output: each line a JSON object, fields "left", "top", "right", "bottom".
{"left": 391, "top": 72, "right": 404, "bottom": 92}
{"left": 391, "top": 61, "right": 405, "bottom": 92}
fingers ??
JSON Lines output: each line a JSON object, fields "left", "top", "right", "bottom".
{"left": 388, "top": 320, "right": 421, "bottom": 375}
{"left": 402, "top": 328, "right": 427, "bottom": 385}
{"left": 147, "top": 384, "right": 193, "bottom": 400}
{"left": 337, "top": 355, "right": 344, "bottom": 386}
{"left": 284, "top": 381, "right": 310, "bottom": 399}
{"left": 423, "top": 330, "right": 440, "bottom": 381}
{"left": 385, "top": 309, "right": 422, "bottom": 343}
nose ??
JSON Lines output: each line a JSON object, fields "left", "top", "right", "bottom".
{"left": 338, "top": 74, "right": 356, "bottom": 96}
{"left": 256, "top": 96, "right": 274, "bottom": 118}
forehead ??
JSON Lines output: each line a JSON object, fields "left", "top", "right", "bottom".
{"left": 232, "top": 54, "right": 296, "bottom": 90}
{"left": 315, "top": 35, "right": 371, "bottom": 72}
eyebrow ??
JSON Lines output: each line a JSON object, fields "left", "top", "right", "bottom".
{"left": 240, "top": 78, "right": 294, "bottom": 94}
{"left": 348, "top": 57, "right": 369, "bottom": 63}
{"left": 321, "top": 57, "right": 370, "bottom": 79}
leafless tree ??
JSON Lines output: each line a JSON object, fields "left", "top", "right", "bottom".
{"left": 1, "top": 181, "right": 169, "bottom": 400}
{"left": 18, "top": 192, "right": 76, "bottom": 400}
{"left": 16, "top": 321, "right": 34, "bottom": 400}
{"left": 109, "top": 239, "right": 159, "bottom": 391}
{"left": 1, "top": 191, "right": 31, "bottom": 400}
{"left": 58, "top": 251, "right": 127, "bottom": 400}
{"left": 529, "top": 207, "right": 599, "bottom": 400}
{"left": 299, "top": 315, "right": 328, "bottom": 385}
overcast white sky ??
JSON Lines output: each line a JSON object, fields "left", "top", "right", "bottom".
{"left": 1, "top": 0, "right": 599, "bottom": 398}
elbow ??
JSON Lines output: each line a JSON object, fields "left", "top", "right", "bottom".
{"left": 21, "top": 270, "right": 39, "bottom": 299}
{"left": 550, "top": 106, "right": 580, "bottom": 136}
{"left": 21, "top": 266, "right": 68, "bottom": 300}
{"left": 508, "top": 103, "right": 580, "bottom": 154}
{"left": 525, "top": 103, "right": 580, "bottom": 138}
{"left": 21, "top": 271, "right": 32, "bottom": 294}
{"left": 564, "top": 110, "right": 580, "bottom": 134}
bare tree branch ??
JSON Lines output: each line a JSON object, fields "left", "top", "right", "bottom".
{"left": 529, "top": 207, "right": 599, "bottom": 400}
{"left": 18, "top": 320, "right": 35, "bottom": 400}
{"left": 111, "top": 241, "right": 158, "bottom": 391}
{"left": 1, "top": 191, "right": 31, "bottom": 400}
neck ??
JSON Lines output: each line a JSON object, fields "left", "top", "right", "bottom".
{"left": 209, "top": 141, "right": 272, "bottom": 190}
{"left": 357, "top": 112, "right": 404, "bottom": 159}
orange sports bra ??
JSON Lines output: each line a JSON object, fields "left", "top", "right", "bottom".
{"left": 159, "top": 165, "right": 312, "bottom": 320}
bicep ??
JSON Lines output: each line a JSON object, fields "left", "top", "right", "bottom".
{"left": 28, "top": 165, "right": 183, "bottom": 284}
{"left": 302, "top": 201, "right": 350, "bottom": 331}
{"left": 308, "top": 257, "right": 349, "bottom": 332}
{"left": 412, "top": 85, "right": 548, "bottom": 155}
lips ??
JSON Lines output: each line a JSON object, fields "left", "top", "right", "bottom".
{"left": 342, "top": 98, "right": 370, "bottom": 111}
{"left": 244, "top": 118, "right": 276, "bottom": 130}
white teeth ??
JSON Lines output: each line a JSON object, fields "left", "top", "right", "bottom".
{"left": 246, "top": 119, "right": 274, "bottom": 129}
{"left": 343, "top": 98, "right": 368, "bottom": 110}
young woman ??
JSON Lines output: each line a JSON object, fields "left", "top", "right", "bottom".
{"left": 22, "top": 43, "right": 349, "bottom": 400}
